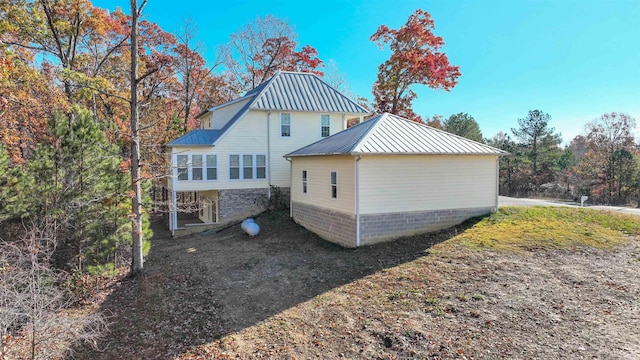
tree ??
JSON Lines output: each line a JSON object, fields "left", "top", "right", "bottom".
{"left": 511, "top": 110, "right": 561, "bottom": 177}
{"left": 173, "top": 19, "right": 219, "bottom": 132}
{"left": 129, "top": 0, "right": 145, "bottom": 274}
{"left": 424, "top": 114, "right": 444, "bottom": 129}
{"left": 222, "top": 15, "right": 324, "bottom": 93}
{"left": 443, "top": 113, "right": 483, "bottom": 142}
{"left": 370, "top": 9, "right": 461, "bottom": 121}
{"left": 488, "top": 132, "right": 521, "bottom": 196}
{"left": 577, "top": 112, "right": 638, "bottom": 204}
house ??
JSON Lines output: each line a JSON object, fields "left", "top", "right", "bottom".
{"left": 285, "top": 112, "right": 508, "bottom": 248}
{"left": 164, "top": 71, "right": 370, "bottom": 235}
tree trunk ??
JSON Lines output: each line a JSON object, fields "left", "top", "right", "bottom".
{"left": 130, "top": 0, "right": 145, "bottom": 274}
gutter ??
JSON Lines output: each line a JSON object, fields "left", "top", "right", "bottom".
{"left": 355, "top": 155, "right": 362, "bottom": 247}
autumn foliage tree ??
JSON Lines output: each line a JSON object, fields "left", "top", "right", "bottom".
{"left": 576, "top": 113, "right": 638, "bottom": 204}
{"left": 371, "top": 9, "right": 461, "bottom": 121}
{"left": 223, "top": 15, "right": 324, "bottom": 93}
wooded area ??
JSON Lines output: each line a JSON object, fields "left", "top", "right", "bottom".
{"left": 0, "top": 1, "right": 638, "bottom": 358}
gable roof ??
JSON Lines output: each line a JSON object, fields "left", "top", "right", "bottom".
{"left": 246, "top": 71, "right": 369, "bottom": 113}
{"left": 168, "top": 71, "right": 370, "bottom": 147}
{"left": 166, "top": 129, "right": 223, "bottom": 147}
{"left": 285, "top": 113, "right": 508, "bottom": 157}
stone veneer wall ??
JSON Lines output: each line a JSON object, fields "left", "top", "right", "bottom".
{"left": 218, "top": 188, "right": 270, "bottom": 224}
{"left": 359, "top": 207, "right": 493, "bottom": 246}
{"left": 291, "top": 201, "right": 357, "bottom": 248}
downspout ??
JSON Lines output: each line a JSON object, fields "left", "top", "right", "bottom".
{"left": 355, "top": 155, "right": 362, "bottom": 247}
{"left": 286, "top": 157, "right": 292, "bottom": 218}
{"left": 267, "top": 111, "right": 272, "bottom": 199}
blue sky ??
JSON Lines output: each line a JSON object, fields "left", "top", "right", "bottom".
{"left": 95, "top": 0, "right": 640, "bottom": 143}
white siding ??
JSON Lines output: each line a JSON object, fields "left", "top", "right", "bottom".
{"left": 358, "top": 155, "right": 498, "bottom": 214}
{"left": 291, "top": 156, "right": 355, "bottom": 214}
{"left": 171, "top": 110, "right": 348, "bottom": 192}
{"left": 170, "top": 110, "right": 269, "bottom": 191}
{"left": 270, "top": 112, "right": 345, "bottom": 187}
{"left": 199, "top": 113, "right": 213, "bottom": 129}
{"left": 212, "top": 98, "right": 251, "bottom": 130}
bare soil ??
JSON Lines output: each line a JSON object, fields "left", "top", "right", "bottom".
{"left": 72, "top": 211, "right": 640, "bottom": 359}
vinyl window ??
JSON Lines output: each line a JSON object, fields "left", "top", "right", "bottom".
{"left": 330, "top": 171, "right": 337, "bottom": 198}
{"left": 192, "top": 155, "right": 203, "bottom": 180}
{"left": 206, "top": 155, "right": 217, "bottom": 180}
{"left": 256, "top": 155, "right": 266, "bottom": 179}
{"left": 321, "top": 115, "right": 330, "bottom": 137}
{"left": 177, "top": 155, "right": 188, "bottom": 181}
{"left": 281, "top": 113, "right": 291, "bottom": 137}
{"left": 229, "top": 155, "right": 240, "bottom": 180}
{"left": 302, "top": 170, "right": 307, "bottom": 193}
{"left": 229, "top": 154, "right": 267, "bottom": 180}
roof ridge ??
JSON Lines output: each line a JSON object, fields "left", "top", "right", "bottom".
{"left": 350, "top": 114, "right": 386, "bottom": 152}
{"left": 400, "top": 114, "right": 502, "bottom": 151}
{"left": 309, "top": 72, "right": 371, "bottom": 114}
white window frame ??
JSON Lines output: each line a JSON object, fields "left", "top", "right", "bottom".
{"left": 256, "top": 155, "right": 266, "bottom": 179}
{"left": 176, "top": 154, "right": 219, "bottom": 181}
{"left": 330, "top": 171, "right": 337, "bottom": 199}
{"left": 206, "top": 155, "right": 217, "bottom": 180}
{"left": 321, "top": 114, "right": 330, "bottom": 137}
{"left": 229, "top": 154, "right": 268, "bottom": 180}
{"left": 192, "top": 155, "right": 203, "bottom": 181}
{"left": 281, "top": 113, "right": 291, "bottom": 137}
{"left": 302, "top": 170, "right": 307, "bottom": 194}
{"left": 176, "top": 154, "right": 189, "bottom": 181}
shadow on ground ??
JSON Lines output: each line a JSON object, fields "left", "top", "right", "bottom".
{"left": 71, "top": 211, "right": 482, "bottom": 359}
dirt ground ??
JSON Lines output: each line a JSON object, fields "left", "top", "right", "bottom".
{"left": 72, "top": 211, "right": 640, "bottom": 359}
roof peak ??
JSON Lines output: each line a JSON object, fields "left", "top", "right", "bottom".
{"left": 286, "top": 112, "right": 507, "bottom": 157}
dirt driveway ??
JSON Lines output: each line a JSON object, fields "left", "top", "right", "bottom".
{"left": 74, "top": 211, "right": 640, "bottom": 359}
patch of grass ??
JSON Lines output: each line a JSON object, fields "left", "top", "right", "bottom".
{"left": 443, "top": 207, "right": 639, "bottom": 252}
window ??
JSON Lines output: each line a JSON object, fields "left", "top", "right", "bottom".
{"left": 229, "top": 155, "right": 240, "bottom": 179}
{"left": 256, "top": 155, "right": 266, "bottom": 179}
{"left": 302, "top": 170, "right": 307, "bottom": 193}
{"left": 321, "top": 115, "right": 330, "bottom": 137}
{"left": 192, "top": 155, "right": 203, "bottom": 180}
{"left": 206, "top": 155, "right": 217, "bottom": 180}
{"left": 177, "top": 155, "right": 188, "bottom": 181}
{"left": 281, "top": 113, "right": 291, "bottom": 137}
{"left": 243, "top": 155, "right": 253, "bottom": 179}
{"left": 229, "top": 154, "right": 267, "bottom": 180}
{"left": 331, "top": 171, "right": 337, "bottom": 198}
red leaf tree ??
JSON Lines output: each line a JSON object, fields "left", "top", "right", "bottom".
{"left": 223, "top": 15, "right": 324, "bottom": 92}
{"left": 371, "top": 9, "right": 461, "bottom": 122}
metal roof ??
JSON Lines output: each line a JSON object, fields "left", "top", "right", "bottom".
{"left": 286, "top": 113, "right": 508, "bottom": 157}
{"left": 248, "top": 71, "right": 370, "bottom": 114}
{"left": 166, "top": 129, "right": 223, "bottom": 147}
{"left": 168, "top": 71, "right": 369, "bottom": 147}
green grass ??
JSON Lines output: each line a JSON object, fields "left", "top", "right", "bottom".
{"left": 444, "top": 206, "right": 640, "bottom": 252}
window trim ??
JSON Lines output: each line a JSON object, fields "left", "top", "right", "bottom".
{"left": 206, "top": 154, "right": 217, "bottom": 180}
{"left": 280, "top": 113, "right": 291, "bottom": 137}
{"left": 176, "top": 154, "right": 189, "bottom": 181}
{"left": 330, "top": 171, "right": 337, "bottom": 199}
{"left": 228, "top": 154, "right": 268, "bottom": 181}
{"left": 192, "top": 155, "right": 203, "bottom": 181}
{"left": 321, "top": 114, "right": 330, "bottom": 137}
{"left": 302, "top": 170, "right": 307, "bottom": 194}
